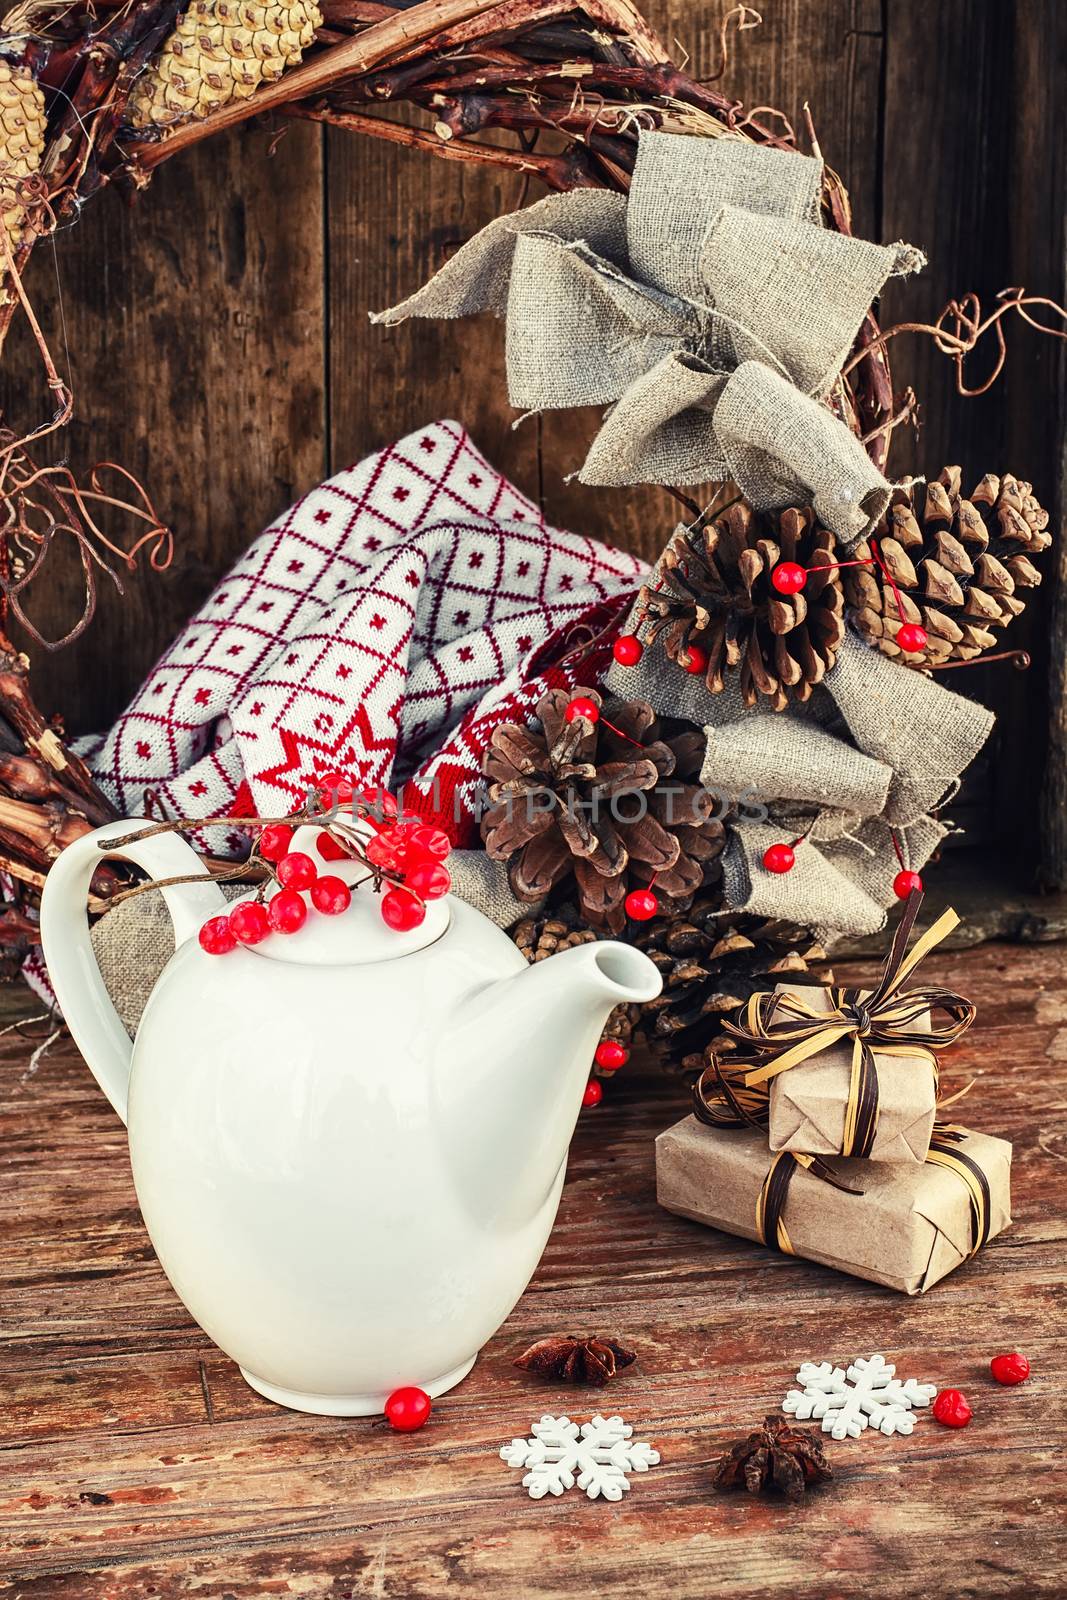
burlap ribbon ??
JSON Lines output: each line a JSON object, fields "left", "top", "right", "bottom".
{"left": 693, "top": 890, "right": 975, "bottom": 1157}
{"left": 374, "top": 132, "right": 925, "bottom": 544}
{"left": 603, "top": 626, "right": 994, "bottom": 938}
{"left": 745, "top": 1123, "right": 994, "bottom": 1260}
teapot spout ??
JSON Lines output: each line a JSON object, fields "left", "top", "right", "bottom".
{"left": 438, "top": 940, "right": 661, "bottom": 1226}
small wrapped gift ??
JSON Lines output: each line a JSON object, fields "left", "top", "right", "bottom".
{"left": 766, "top": 984, "right": 937, "bottom": 1163}
{"left": 700, "top": 896, "right": 975, "bottom": 1161}
{"left": 655, "top": 1115, "right": 1012, "bottom": 1294}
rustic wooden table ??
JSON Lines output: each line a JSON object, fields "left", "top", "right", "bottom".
{"left": 2, "top": 939, "right": 1065, "bottom": 1598}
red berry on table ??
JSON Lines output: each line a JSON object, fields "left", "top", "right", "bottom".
{"left": 990, "top": 1352, "right": 1030, "bottom": 1386}
{"left": 407, "top": 825, "right": 451, "bottom": 862}
{"left": 316, "top": 830, "right": 351, "bottom": 862}
{"left": 582, "top": 1078, "right": 603, "bottom": 1109}
{"left": 276, "top": 851, "right": 318, "bottom": 891}
{"left": 612, "top": 634, "right": 644, "bottom": 667}
{"left": 258, "top": 823, "right": 294, "bottom": 863}
{"left": 893, "top": 869, "right": 923, "bottom": 900}
{"left": 228, "top": 901, "right": 271, "bottom": 946}
{"left": 406, "top": 861, "right": 451, "bottom": 901}
{"left": 384, "top": 1386, "right": 431, "bottom": 1431}
{"left": 268, "top": 887, "right": 308, "bottom": 935}
{"left": 310, "top": 875, "right": 352, "bottom": 916}
{"left": 199, "top": 915, "right": 236, "bottom": 955}
{"left": 932, "top": 1389, "right": 972, "bottom": 1428}
{"left": 762, "top": 842, "right": 796, "bottom": 875}
{"left": 771, "top": 560, "right": 807, "bottom": 595}
{"left": 565, "top": 696, "right": 600, "bottom": 725}
{"left": 381, "top": 888, "right": 427, "bottom": 932}
{"left": 682, "top": 643, "right": 708, "bottom": 675}
{"left": 594, "top": 1039, "right": 628, "bottom": 1071}
{"left": 624, "top": 888, "right": 658, "bottom": 921}
{"left": 896, "top": 622, "right": 928, "bottom": 654}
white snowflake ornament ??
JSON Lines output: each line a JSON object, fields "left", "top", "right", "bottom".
{"left": 784, "top": 1354, "right": 937, "bottom": 1440}
{"left": 500, "top": 1414, "right": 661, "bottom": 1500}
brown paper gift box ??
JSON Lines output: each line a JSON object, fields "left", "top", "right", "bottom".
{"left": 656, "top": 1114, "right": 1012, "bottom": 1294}
{"left": 766, "top": 985, "right": 937, "bottom": 1164}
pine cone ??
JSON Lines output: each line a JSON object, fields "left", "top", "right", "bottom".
{"left": 482, "top": 688, "right": 726, "bottom": 934}
{"left": 847, "top": 467, "right": 1051, "bottom": 667}
{"left": 0, "top": 63, "right": 46, "bottom": 251}
{"left": 633, "top": 892, "right": 829, "bottom": 1067}
{"left": 641, "top": 499, "right": 845, "bottom": 711}
{"left": 126, "top": 0, "right": 322, "bottom": 129}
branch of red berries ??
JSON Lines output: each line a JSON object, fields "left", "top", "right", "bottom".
{"left": 101, "top": 774, "right": 454, "bottom": 957}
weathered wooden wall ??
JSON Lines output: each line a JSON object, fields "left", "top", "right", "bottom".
{"left": 0, "top": 0, "right": 1063, "bottom": 872}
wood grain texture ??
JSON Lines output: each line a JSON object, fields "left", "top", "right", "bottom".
{"left": 0, "top": 122, "right": 326, "bottom": 738}
{"left": 1, "top": 939, "right": 1064, "bottom": 1597}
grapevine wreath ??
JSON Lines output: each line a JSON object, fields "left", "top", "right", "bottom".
{"left": 0, "top": 0, "right": 1063, "bottom": 1079}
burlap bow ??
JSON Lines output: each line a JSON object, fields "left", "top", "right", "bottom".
{"left": 695, "top": 891, "right": 976, "bottom": 1156}
{"left": 375, "top": 132, "right": 925, "bottom": 543}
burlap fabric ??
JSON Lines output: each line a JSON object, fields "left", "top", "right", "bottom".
{"left": 89, "top": 852, "right": 532, "bottom": 1038}
{"left": 375, "top": 132, "right": 925, "bottom": 544}
{"left": 605, "top": 604, "right": 990, "bottom": 936}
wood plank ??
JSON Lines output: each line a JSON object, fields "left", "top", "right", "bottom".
{"left": 0, "top": 122, "right": 327, "bottom": 740}
{"left": 327, "top": 1, "right": 885, "bottom": 566}
{"left": 1, "top": 938, "right": 1064, "bottom": 1595}
{"left": 881, "top": 0, "right": 1065, "bottom": 860}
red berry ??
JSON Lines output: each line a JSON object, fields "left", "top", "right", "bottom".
{"left": 893, "top": 869, "right": 923, "bottom": 900}
{"left": 310, "top": 875, "right": 352, "bottom": 916}
{"left": 932, "top": 1389, "right": 972, "bottom": 1428}
{"left": 565, "top": 696, "right": 600, "bottom": 725}
{"left": 407, "top": 824, "right": 451, "bottom": 862}
{"left": 990, "top": 1352, "right": 1030, "bottom": 1386}
{"left": 258, "top": 823, "right": 294, "bottom": 863}
{"left": 276, "top": 852, "right": 318, "bottom": 891}
{"left": 318, "top": 770, "right": 354, "bottom": 804}
{"left": 366, "top": 830, "right": 405, "bottom": 870}
{"left": 896, "top": 622, "right": 928, "bottom": 654}
{"left": 199, "top": 915, "right": 236, "bottom": 956}
{"left": 582, "top": 1078, "right": 603, "bottom": 1109}
{"left": 594, "top": 1039, "right": 628, "bottom": 1071}
{"left": 762, "top": 842, "right": 796, "bottom": 874}
{"left": 268, "top": 888, "right": 308, "bottom": 935}
{"left": 612, "top": 634, "right": 644, "bottom": 667}
{"left": 357, "top": 786, "right": 398, "bottom": 823}
{"left": 316, "top": 830, "right": 351, "bottom": 862}
{"left": 406, "top": 861, "right": 451, "bottom": 901}
{"left": 625, "top": 888, "right": 658, "bottom": 921}
{"left": 682, "top": 643, "right": 707, "bottom": 674}
{"left": 771, "top": 560, "right": 806, "bottom": 595}
{"left": 229, "top": 901, "right": 271, "bottom": 946}
{"left": 381, "top": 888, "right": 427, "bottom": 932}
{"left": 384, "top": 1386, "right": 431, "bottom": 1432}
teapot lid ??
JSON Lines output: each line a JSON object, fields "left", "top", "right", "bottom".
{"left": 237, "top": 824, "right": 449, "bottom": 966}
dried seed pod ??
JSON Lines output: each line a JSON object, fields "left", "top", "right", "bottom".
{"left": 126, "top": 0, "right": 323, "bottom": 128}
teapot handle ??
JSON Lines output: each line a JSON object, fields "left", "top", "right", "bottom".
{"left": 40, "top": 820, "right": 227, "bottom": 1126}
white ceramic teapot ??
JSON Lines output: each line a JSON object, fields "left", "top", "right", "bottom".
{"left": 40, "top": 820, "right": 661, "bottom": 1415}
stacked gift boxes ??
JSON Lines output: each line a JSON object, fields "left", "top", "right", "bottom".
{"left": 655, "top": 899, "right": 1012, "bottom": 1294}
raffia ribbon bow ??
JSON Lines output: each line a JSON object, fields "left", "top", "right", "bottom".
{"left": 698, "top": 890, "right": 976, "bottom": 1157}
{"left": 375, "top": 132, "right": 925, "bottom": 543}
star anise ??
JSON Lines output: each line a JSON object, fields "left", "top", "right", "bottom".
{"left": 713, "top": 1415, "right": 833, "bottom": 1500}
{"left": 514, "top": 1334, "right": 638, "bottom": 1386}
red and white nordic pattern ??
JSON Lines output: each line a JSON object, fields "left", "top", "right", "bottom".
{"left": 82, "top": 421, "right": 646, "bottom": 852}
